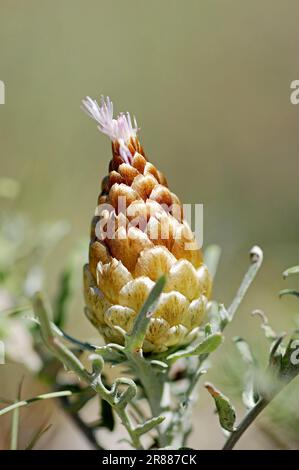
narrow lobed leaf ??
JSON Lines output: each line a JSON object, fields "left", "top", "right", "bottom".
{"left": 251, "top": 309, "right": 277, "bottom": 341}
{"left": 135, "top": 415, "right": 165, "bottom": 436}
{"left": 283, "top": 265, "right": 299, "bottom": 279}
{"left": 279, "top": 289, "right": 299, "bottom": 299}
{"left": 126, "top": 275, "right": 166, "bottom": 352}
{"left": 54, "top": 266, "right": 73, "bottom": 328}
{"left": 204, "top": 244, "right": 221, "bottom": 280}
{"left": 233, "top": 337, "right": 256, "bottom": 366}
{"left": 167, "top": 333, "right": 223, "bottom": 363}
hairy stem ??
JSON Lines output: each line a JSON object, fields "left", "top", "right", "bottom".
{"left": 126, "top": 351, "right": 166, "bottom": 447}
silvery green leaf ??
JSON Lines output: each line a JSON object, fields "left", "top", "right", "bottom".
{"left": 135, "top": 415, "right": 165, "bottom": 436}
{"left": 126, "top": 275, "right": 166, "bottom": 352}
{"left": 233, "top": 337, "right": 256, "bottom": 366}
{"left": 192, "top": 333, "right": 223, "bottom": 355}
{"left": 167, "top": 333, "right": 223, "bottom": 363}
{"left": 208, "top": 302, "right": 229, "bottom": 331}
{"left": 54, "top": 265, "right": 73, "bottom": 328}
{"left": 279, "top": 289, "right": 299, "bottom": 299}
{"left": 283, "top": 265, "right": 299, "bottom": 279}
{"left": 218, "top": 304, "right": 229, "bottom": 329}
{"left": 204, "top": 323, "right": 212, "bottom": 336}
{"left": 204, "top": 244, "right": 221, "bottom": 279}
{"left": 251, "top": 310, "right": 277, "bottom": 341}
{"left": 242, "top": 373, "right": 259, "bottom": 410}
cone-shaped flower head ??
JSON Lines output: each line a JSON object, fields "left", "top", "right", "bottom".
{"left": 82, "top": 96, "right": 211, "bottom": 353}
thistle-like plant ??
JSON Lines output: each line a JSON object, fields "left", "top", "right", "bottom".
{"left": 1, "top": 99, "right": 299, "bottom": 451}
{"left": 82, "top": 96, "right": 211, "bottom": 354}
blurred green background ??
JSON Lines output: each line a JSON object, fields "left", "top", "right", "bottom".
{"left": 0, "top": 0, "right": 299, "bottom": 449}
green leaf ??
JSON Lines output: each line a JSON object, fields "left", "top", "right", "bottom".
{"left": 242, "top": 378, "right": 259, "bottom": 410}
{"left": 233, "top": 337, "right": 260, "bottom": 410}
{"left": 150, "top": 360, "right": 168, "bottom": 370}
{"left": 251, "top": 309, "right": 277, "bottom": 341}
{"left": 189, "top": 333, "right": 223, "bottom": 355}
{"left": 204, "top": 323, "right": 213, "bottom": 336}
{"left": 54, "top": 266, "right": 73, "bottom": 328}
{"left": 0, "top": 390, "right": 72, "bottom": 417}
{"left": 167, "top": 333, "right": 223, "bottom": 363}
{"left": 233, "top": 337, "right": 256, "bottom": 366}
{"left": 205, "top": 383, "right": 236, "bottom": 432}
{"left": 25, "top": 423, "right": 52, "bottom": 450}
{"left": 135, "top": 415, "right": 165, "bottom": 436}
{"left": 283, "top": 265, "right": 299, "bottom": 279}
{"left": 209, "top": 302, "right": 229, "bottom": 331}
{"left": 204, "top": 244, "right": 221, "bottom": 280}
{"left": 279, "top": 289, "right": 299, "bottom": 299}
{"left": 94, "top": 343, "right": 125, "bottom": 363}
{"left": 126, "top": 275, "right": 166, "bottom": 352}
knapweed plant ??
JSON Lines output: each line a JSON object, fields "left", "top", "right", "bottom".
{"left": 1, "top": 97, "right": 299, "bottom": 450}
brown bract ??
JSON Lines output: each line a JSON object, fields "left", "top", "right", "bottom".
{"left": 84, "top": 136, "right": 211, "bottom": 352}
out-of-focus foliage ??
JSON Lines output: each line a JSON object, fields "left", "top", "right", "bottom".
{"left": 215, "top": 266, "right": 299, "bottom": 449}
{"left": 0, "top": 178, "right": 70, "bottom": 370}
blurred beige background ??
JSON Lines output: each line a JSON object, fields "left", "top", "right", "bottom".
{"left": 0, "top": 0, "right": 299, "bottom": 449}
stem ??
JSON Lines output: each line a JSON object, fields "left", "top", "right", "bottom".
{"left": 223, "top": 398, "right": 268, "bottom": 450}
{"left": 117, "top": 407, "right": 143, "bottom": 449}
{"left": 0, "top": 391, "right": 72, "bottom": 417}
{"left": 10, "top": 400, "right": 19, "bottom": 450}
{"left": 124, "top": 277, "right": 167, "bottom": 446}
{"left": 178, "top": 246, "right": 264, "bottom": 448}
{"left": 33, "top": 293, "right": 147, "bottom": 449}
{"left": 10, "top": 378, "right": 23, "bottom": 450}
{"left": 126, "top": 351, "right": 166, "bottom": 446}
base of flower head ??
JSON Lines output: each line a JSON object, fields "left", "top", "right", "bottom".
{"left": 83, "top": 263, "right": 210, "bottom": 353}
